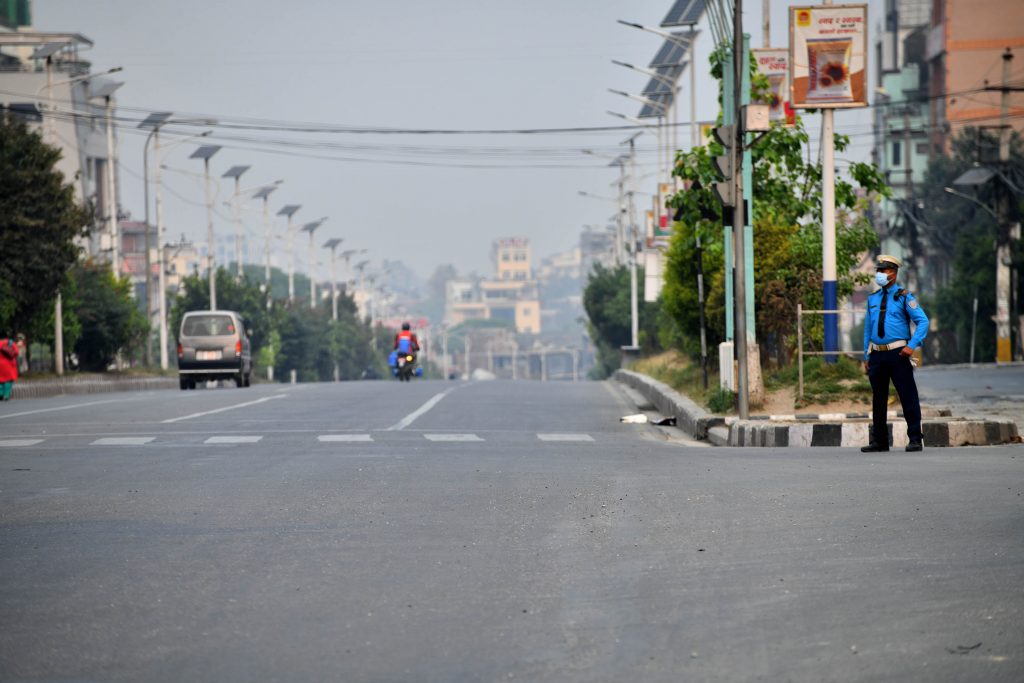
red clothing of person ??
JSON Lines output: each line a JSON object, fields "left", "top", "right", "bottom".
{"left": 393, "top": 330, "right": 420, "bottom": 352}
{"left": 0, "top": 338, "right": 19, "bottom": 383}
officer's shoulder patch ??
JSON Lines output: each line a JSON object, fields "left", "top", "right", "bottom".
{"left": 909, "top": 300, "right": 918, "bottom": 309}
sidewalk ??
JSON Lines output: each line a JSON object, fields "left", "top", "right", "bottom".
{"left": 9, "top": 374, "right": 177, "bottom": 400}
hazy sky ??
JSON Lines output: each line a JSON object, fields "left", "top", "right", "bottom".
{"left": 35, "top": 0, "right": 881, "bottom": 281}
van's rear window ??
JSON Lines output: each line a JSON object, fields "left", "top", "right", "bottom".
{"left": 183, "top": 315, "right": 235, "bottom": 336}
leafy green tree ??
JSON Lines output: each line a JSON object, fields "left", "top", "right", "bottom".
{"left": 920, "top": 129, "right": 1024, "bottom": 362}
{"left": 582, "top": 263, "right": 661, "bottom": 378}
{"left": 0, "top": 114, "right": 91, "bottom": 334}
{"left": 665, "top": 47, "right": 887, "bottom": 365}
{"left": 70, "top": 261, "right": 148, "bottom": 371}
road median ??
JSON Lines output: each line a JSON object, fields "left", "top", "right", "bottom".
{"left": 615, "top": 368, "right": 1020, "bottom": 448}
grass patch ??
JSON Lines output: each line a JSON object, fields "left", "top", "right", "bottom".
{"left": 631, "top": 351, "right": 723, "bottom": 412}
{"left": 765, "top": 355, "right": 873, "bottom": 408}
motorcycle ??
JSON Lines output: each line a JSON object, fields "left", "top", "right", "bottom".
{"left": 388, "top": 344, "right": 422, "bottom": 382}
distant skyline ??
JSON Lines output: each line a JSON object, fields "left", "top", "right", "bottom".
{"left": 34, "top": 0, "right": 881, "bottom": 280}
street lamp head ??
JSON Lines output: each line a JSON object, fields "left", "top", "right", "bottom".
{"left": 323, "top": 238, "right": 343, "bottom": 250}
{"left": 277, "top": 204, "right": 301, "bottom": 218}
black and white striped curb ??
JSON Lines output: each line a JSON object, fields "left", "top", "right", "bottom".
{"left": 735, "top": 408, "right": 952, "bottom": 421}
{"left": 723, "top": 418, "right": 1019, "bottom": 448}
{"left": 11, "top": 376, "right": 177, "bottom": 400}
{"left": 613, "top": 369, "right": 723, "bottom": 440}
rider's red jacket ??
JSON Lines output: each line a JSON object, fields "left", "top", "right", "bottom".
{"left": 394, "top": 331, "right": 420, "bottom": 352}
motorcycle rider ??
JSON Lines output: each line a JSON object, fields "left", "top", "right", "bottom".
{"left": 394, "top": 322, "right": 420, "bottom": 356}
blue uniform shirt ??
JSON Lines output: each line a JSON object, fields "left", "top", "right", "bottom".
{"left": 863, "top": 282, "right": 929, "bottom": 360}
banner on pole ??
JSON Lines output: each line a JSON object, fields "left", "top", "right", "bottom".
{"left": 644, "top": 250, "right": 664, "bottom": 302}
{"left": 789, "top": 4, "right": 868, "bottom": 109}
{"left": 752, "top": 48, "right": 796, "bottom": 124}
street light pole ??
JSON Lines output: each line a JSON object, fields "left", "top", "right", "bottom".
{"left": 222, "top": 165, "right": 250, "bottom": 280}
{"left": 323, "top": 239, "right": 344, "bottom": 321}
{"left": 301, "top": 218, "right": 327, "bottom": 309}
{"left": 190, "top": 145, "right": 222, "bottom": 310}
{"left": 276, "top": 205, "right": 301, "bottom": 304}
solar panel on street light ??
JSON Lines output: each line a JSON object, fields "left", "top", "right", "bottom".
{"left": 253, "top": 185, "right": 278, "bottom": 200}
{"left": 190, "top": 145, "right": 221, "bottom": 161}
{"left": 323, "top": 238, "right": 343, "bottom": 249}
{"left": 642, "top": 64, "right": 686, "bottom": 97}
{"left": 30, "top": 42, "right": 68, "bottom": 60}
{"left": 138, "top": 112, "right": 173, "bottom": 129}
{"left": 649, "top": 30, "right": 699, "bottom": 68}
{"left": 277, "top": 204, "right": 301, "bottom": 218}
{"left": 89, "top": 81, "right": 123, "bottom": 99}
{"left": 661, "top": 0, "right": 707, "bottom": 27}
{"left": 222, "top": 165, "right": 250, "bottom": 179}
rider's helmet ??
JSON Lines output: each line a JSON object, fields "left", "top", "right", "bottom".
{"left": 402, "top": 322, "right": 411, "bottom": 331}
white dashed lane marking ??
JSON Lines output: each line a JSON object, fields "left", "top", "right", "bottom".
{"left": 423, "top": 434, "right": 484, "bottom": 442}
{"left": 0, "top": 439, "right": 45, "bottom": 447}
{"left": 204, "top": 436, "right": 263, "bottom": 444}
{"left": 318, "top": 434, "right": 374, "bottom": 442}
{"left": 91, "top": 437, "right": 155, "bottom": 446}
{"left": 537, "top": 433, "right": 595, "bottom": 442}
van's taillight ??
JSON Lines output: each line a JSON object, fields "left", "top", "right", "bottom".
{"left": 177, "top": 343, "right": 183, "bottom": 358}
{"left": 235, "top": 341, "right": 242, "bottom": 357}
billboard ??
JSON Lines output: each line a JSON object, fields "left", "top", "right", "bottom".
{"left": 752, "top": 48, "right": 795, "bottom": 124}
{"left": 789, "top": 4, "right": 868, "bottom": 109}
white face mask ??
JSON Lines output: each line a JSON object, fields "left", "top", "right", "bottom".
{"left": 875, "top": 272, "right": 890, "bottom": 287}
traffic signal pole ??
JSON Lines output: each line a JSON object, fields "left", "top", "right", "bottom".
{"left": 732, "top": 0, "right": 749, "bottom": 418}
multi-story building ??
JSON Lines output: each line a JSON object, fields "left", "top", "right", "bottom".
{"left": 119, "top": 220, "right": 157, "bottom": 304}
{"left": 0, "top": 22, "right": 122, "bottom": 266}
{"left": 580, "top": 226, "right": 617, "bottom": 280}
{"left": 443, "top": 238, "right": 542, "bottom": 334}
{"left": 926, "top": 0, "right": 1024, "bottom": 157}
{"left": 872, "top": 0, "right": 936, "bottom": 291}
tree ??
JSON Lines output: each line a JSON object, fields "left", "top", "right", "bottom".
{"left": 0, "top": 114, "right": 91, "bottom": 334}
{"left": 919, "top": 128, "right": 1024, "bottom": 362}
{"left": 664, "top": 47, "right": 887, "bottom": 366}
{"left": 582, "top": 263, "right": 661, "bottom": 378}
{"left": 70, "top": 261, "right": 148, "bottom": 371}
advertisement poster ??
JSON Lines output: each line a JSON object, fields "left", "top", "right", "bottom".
{"left": 752, "top": 48, "right": 795, "bottom": 124}
{"left": 789, "top": 4, "right": 868, "bottom": 109}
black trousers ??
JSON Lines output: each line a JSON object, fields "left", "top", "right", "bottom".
{"left": 868, "top": 348, "right": 922, "bottom": 445}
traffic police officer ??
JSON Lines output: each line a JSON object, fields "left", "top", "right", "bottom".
{"left": 861, "top": 255, "right": 929, "bottom": 452}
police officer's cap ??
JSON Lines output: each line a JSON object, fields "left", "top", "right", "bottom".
{"left": 875, "top": 254, "right": 903, "bottom": 270}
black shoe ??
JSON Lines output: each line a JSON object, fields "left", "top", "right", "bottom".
{"left": 861, "top": 443, "right": 890, "bottom": 452}
{"left": 905, "top": 441, "right": 923, "bottom": 452}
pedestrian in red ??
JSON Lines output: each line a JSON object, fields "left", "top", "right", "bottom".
{"left": 0, "top": 332, "right": 19, "bottom": 401}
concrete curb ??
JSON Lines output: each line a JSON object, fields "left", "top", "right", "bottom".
{"left": 726, "top": 418, "right": 1020, "bottom": 448}
{"left": 10, "top": 376, "right": 177, "bottom": 400}
{"left": 612, "top": 369, "right": 723, "bottom": 440}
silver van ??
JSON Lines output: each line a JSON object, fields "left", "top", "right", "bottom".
{"left": 177, "top": 310, "right": 253, "bottom": 389}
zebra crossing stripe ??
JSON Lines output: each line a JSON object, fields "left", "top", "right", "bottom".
{"left": 318, "top": 434, "right": 374, "bottom": 442}
{"left": 424, "top": 434, "right": 483, "bottom": 442}
{"left": 0, "top": 439, "right": 44, "bottom": 447}
{"left": 91, "top": 437, "right": 155, "bottom": 446}
{"left": 204, "top": 436, "right": 263, "bottom": 444}
{"left": 537, "top": 433, "right": 594, "bottom": 442}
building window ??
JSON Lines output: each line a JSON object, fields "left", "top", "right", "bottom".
{"left": 891, "top": 141, "right": 901, "bottom": 166}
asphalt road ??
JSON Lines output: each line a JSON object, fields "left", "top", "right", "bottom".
{"left": 1, "top": 379, "right": 1022, "bottom": 682}
{"left": 916, "top": 363, "right": 1024, "bottom": 428}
